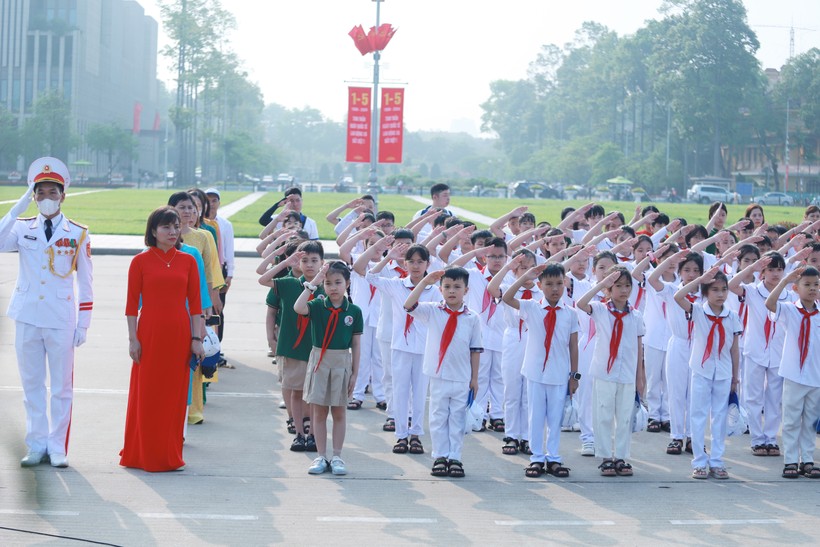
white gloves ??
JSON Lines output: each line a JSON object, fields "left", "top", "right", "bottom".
{"left": 73, "top": 327, "right": 87, "bottom": 347}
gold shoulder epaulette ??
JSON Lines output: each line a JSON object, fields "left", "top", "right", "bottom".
{"left": 67, "top": 219, "right": 88, "bottom": 230}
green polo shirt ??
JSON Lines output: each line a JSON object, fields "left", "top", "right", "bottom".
{"left": 273, "top": 275, "right": 325, "bottom": 361}
{"left": 307, "top": 297, "right": 363, "bottom": 350}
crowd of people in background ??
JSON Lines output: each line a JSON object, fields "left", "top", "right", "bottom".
{"left": 257, "top": 183, "right": 820, "bottom": 481}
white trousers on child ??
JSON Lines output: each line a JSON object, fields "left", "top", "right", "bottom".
{"left": 576, "top": 341, "right": 594, "bottom": 444}
{"left": 592, "top": 378, "right": 634, "bottom": 460}
{"left": 528, "top": 380, "right": 566, "bottom": 463}
{"left": 644, "top": 345, "right": 669, "bottom": 422}
{"left": 665, "top": 337, "right": 691, "bottom": 440}
{"left": 501, "top": 336, "right": 528, "bottom": 440}
{"left": 429, "top": 377, "right": 468, "bottom": 460}
{"left": 743, "top": 361, "right": 783, "bottom": 447}
{"left": 689, "top": 374, "right": 731, "bottom": 469}
{"left": 781, "top": 379, "right": 820, "bottom": 465}
{"left": 353, "top": 325, "right": 384, "bottom": 403}
{"left": 391, "top": 349, "right": 428, "bottom": 440}
{"left": 378, "top": 339, "right": 395, "bottom": 419}
{"left": 476, "top": 349, "right": 504, "bottom": 421}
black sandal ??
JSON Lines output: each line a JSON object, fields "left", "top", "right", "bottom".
{"left": 666, "top": 439, "right": 683, "bottom": 455}
{"left": 347, "top": 399, "right": 363, "bottom": 410}
{"left": 660, "top": 421, "right": 671, "bottom": 433}
{"left": 392, "top": 438, "right": 409, "bottom": 454}
{"left": 447, "top": 459, "right": 465, "bottom": 478}
{"left": 546, "top": 461, "right": 570, "bottom": 478}
{"left": 431, "top": 457, "right": 449, "bottom": 477}
{"left": 302, "top": 417, "right": 311, "bottom": 435}
{"left": 800, "top": 462, "right": 820, "bottom": 479}
{"left": 647, "top": 419, "right": 662, "bottom": 433}
{"left": 286, "top": 417, "right": 296, "bottom": 435}
{"left": 782, "top": 463, "right": 800, "bottom": 479}
{"left": 525, "top": 461, "right": 545, "bottom": 478}
{"left": 613, "top": 459, "right": 633, "bottom": 476}
{"left": 488, "top": 418, "right": 505, "bottom": 432}
{"left": 382, "top": 418, "right": 395, "bottom": 432}
{"left": 519, "top": 440, "right": 532, "bottom": 455}
{"left": 502, "top": 437, "right": 519, "bottom": 456}
{"left": 685, "top": 438, "right": 693, "bottom": 454}
{"left": 599, "top": 459, "right": 616, "bottom": 477}
{"left": 408, "top": 437, "right": 424, "bottom": 455}
{"left": 767, "top": 444, "right": 781, "bottom": 457}
{"left": 376, "top": 401, "right": 387, "bottom": 411}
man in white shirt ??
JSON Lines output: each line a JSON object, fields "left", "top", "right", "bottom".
{"left": 205, "top": 188, "right": 235, "bottom": 356}
{"left": 411, "top": 183, "right": 453, "bottom": 241}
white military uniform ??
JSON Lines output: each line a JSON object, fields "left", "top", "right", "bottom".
{"left": 0, "top": 158, "right": 93, "bottom": 461}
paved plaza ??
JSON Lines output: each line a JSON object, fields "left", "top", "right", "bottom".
{"left": 1, "top": 254, "right": 819, "bottom": 545}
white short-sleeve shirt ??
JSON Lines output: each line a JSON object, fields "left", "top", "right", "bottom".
{"left": 410, "top": 302, "right": 483, "bottom": 382}
{"left": 687, "top": 302, "right": 742, "bottom": 381}
{"left": 519, "top": 299, "right": 579, "bottom": 385}
{"left": 588, "top": 301, "right": 646, "bottom": 384}
{"left": 775, "top": 301, "right": 820, "bottom": 387}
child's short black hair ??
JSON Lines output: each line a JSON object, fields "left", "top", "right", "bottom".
{"left": 434, "top": 213, "right": 451, "bottom": 228}
{"left": 620, "top": 225, "right": 636, "bottom": 238}
{"left": 442, "top": 266, "right": 469, "bottom": 286}
{"left": 284, "top": 211, "right": 303, "bottom": 226}
{"left": 520, "top": 212, "right": 536, "bottom": 225}
{"left": 762, "top": 250, "right": 786, "bottom": 270}
{"left": 736, "top": 217, "right": 753, "bottom": 231}
{"left": 537, "top": 221, "right": 552, "bottom": 229}
{"left": 444, "top": 217, "right": 463, "bottom": 229}
{"left": 471, "top": 229, "right": 494, "bottom": 245}
{"left": 284, "top": 187, "right": 302, "bottom": 198}
{"left": 585, "top": 205, "right": 605, "bottom": 219}
{"left": 593, "top": 251, "right": 618, "bottom": 269}
{"left": 757, "top": 235, "right": 773, "bottom": 249}
{"left": 488, "top": 236, "right": 508, "bottom": 253}
{"left": 361, "top": 194, "right": 375, "bottom": 202}
{"left": 769, "top": 225, "right": 788, "bottom": 237}
{"left": 708, "top": 201, "right": 728, "bottom": 219}
{"left": 685, "top": 224, "right": 708, "bottom": 247}
{"left": 701, "top": 270, "right": 729, "bottom": 296}
{"left": 634, "top": 234, "right": 653, "bottom": 249}
{"left": 679, "top": 252, "right": 704, "bottom": 274}
{"left": 430, "top": 183, "right": 450, "bottom": 197}
{"left": 805, "top": 241, "right": 820, "bottom": 253}
{"left": 674, "top": 217, "right": 688, "bottom": 227}
{"left": 405, "top": 244, "right": 430, "bottom": 262}
{"left": 608, "top": 211, "right": 626, "bottom": 225}
{"left": 392, "top": 229, "right": 414, "bottom": 242}
{"left": 652, "top": 213, "right": 670, "bottom": 227}
{"left": 560, "top": 207, "right": 576, "bottom": 220}
{"left": 800, "top": 266, "right": 820, "bottom": 279}
{"left": 326, "top": 260, "right": 351, "bottom": 282}
{"left": 642, "top": 205, "right": 660, "bottom": 216}
{"left": 538, "top": 263, "right": 565, "bottom": 282}
{"left": 294, "top": 229, "right": 310, "bottom": 241}
{"left": 376, "top": 210, "right": 395, "bottom": 223}
{"left": 361, "top": 212, "right": 376, "bottom": 224}
{"left": 511, "top": 248, "right": 536, "bottom": 263}
{"left": 658, "top": 243, "right": 679, "bottom": 260}
{"left": 298, "top": 240, "right": 324, "bottom": 259}
{"left": 606, "top": 265, "right": 633, "bottom": 287}
{"left": 737, "top": 244, "right": 760, "bottom": 261}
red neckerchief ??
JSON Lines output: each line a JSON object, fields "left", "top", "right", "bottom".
{"left": 797, "top": 304, "right": 818, "bottom": 369}
{"left": 438, "top": 305, "right": 465, "bottom": 372}
{"left": 293, "top": 286, "right": 315, "bottom": 349}
{"left": 542, "top": 303, "right": 561, "bottom": 371}
{"left": 764, "top": 316, "right": 775, "bottom": 349}
{"left": 475, "top": 260, "right": 486, "bottom": 274}
{"left": 316, "top": 300, "right": 346, "bottom": 371}
{"left": 685, "top": 294, "right": 697, "bottom": 341}
{"left": 369, "top": 284, "right": 377, "bottom": 304}
{"left": 518, "top": 288, "right": 533, "bottom": 340}
{"left": 393, "top": 262, "right": 408, "bottom": 278}
{"left": 403, "top": 282, "right": 416, "bottom": 342}
{"left": 606, "top": 302, "right": 630, "bottom": 374}
{"left": 618, "top": 256, "right": 631, "bottom": 262}
{"left": 481, "top": 274, "right": 498, "bottom": 322}
{"left": 634, "top": 284, "right": 646, "bottom": 309}
{"left": 701, "top": 311, "right": 726, "bottom": 366}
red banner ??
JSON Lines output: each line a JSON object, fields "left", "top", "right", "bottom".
{"left": 379, "top": 88, "right": 404, "bottom": 163}
{"left": 132, "top": 102, "right": 143, "bottom": 134}
{"left": 346, "top": 87, "right": 371, "bottom": 163}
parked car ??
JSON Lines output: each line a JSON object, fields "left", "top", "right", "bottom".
{"left": 751, "top": 192, "right": 794, "bottom": 206}
{"left": 510, "top": 181, "right": 564, "bottom": 199}
{"left": 686, "top": 184, "right": 733, "bottom": 204}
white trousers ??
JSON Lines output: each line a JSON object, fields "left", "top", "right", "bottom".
{"left": 391, "top": 349, "right": 428, "bottom": 439}
{"left": 476, "top": 349, "right": 503, "bottom": 420}
{"left": 665, "top": 336, "right": 691, "bottom": 440}
{"left": 689, "top": 374, "right": 731, "bottom": 469}
{"left": 15, "top": 322, "right": 75, "bottom": 456}
{"left": 353, "top": 325, "right": 384, "bottom": 402}
{"left": 781, "top": 379, "right": 820, "bottom": 465}
{"left": 592, "top": 378, "right": 634, "bottom": 460}
{"left": 644, "top": 345, "right": 669, "bottom": 422}
{"left": 379, "top": 339, "right": 395, "bottom": 419}
{"left": 528, "top": 381, "right": 566, "bottom": 463}
{"left": 743, "top": 361, "right": 783, "bottom": 446}
{"left": 576, "top": 339, "right": 594, "bottom": 443}
{"left": 428, "top": 377, "right": 468, "bottom": 460}
{"left": 501, "top": 337, "right": 528, "bottom": 440}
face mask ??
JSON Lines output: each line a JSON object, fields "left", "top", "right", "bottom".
{"left": 36, "top": 198, "right": 60, "bottom": 216}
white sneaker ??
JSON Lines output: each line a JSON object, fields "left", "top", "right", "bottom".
{"left": 278, "top": 400, "right": 287, "bottom": 409}
{"left": 49, "top": 454, "right": 69, "bottom": 468}
{"left": 330, "top": 456, "right": 347, "bottom": 475}
{"left": 581, "top": 442, "right": 595, "bottom": 457}
{"left": 20, "top": 451, "right": 48, "bottom": 467}
{"left": 308, "top": 457, "right": 329, "bottom": 474}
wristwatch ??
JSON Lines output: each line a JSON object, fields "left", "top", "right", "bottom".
{"left": 569, "top": 372, "right": 582, "bottom": 380}
{"left": 303, "top": 281, "right": 317, "bottom": 292}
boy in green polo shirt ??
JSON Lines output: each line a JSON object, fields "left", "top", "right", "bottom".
{"left": 259, "top": 241, "right": 325, "bottom": 452}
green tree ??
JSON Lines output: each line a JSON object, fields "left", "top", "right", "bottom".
{"left": 0, "top": 106, "right": 19, "bottom": 169}
{"left": 20, "top": 91, "right": 75, "bottom": 162}
{"left": 86, "top": 123, "right": 138, "bottom": 177}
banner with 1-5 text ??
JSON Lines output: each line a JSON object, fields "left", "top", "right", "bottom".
{"left": 378, "top": 88, "right": 404, "bottom": 163}
{"left": 346, "top": 87, "right": 371, "bottom": 163}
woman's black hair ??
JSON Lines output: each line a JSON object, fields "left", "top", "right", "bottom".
{"left": 145, "top": 206, "right": 182, "bottom": 249}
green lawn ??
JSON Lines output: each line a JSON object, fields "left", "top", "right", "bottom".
{"left": 0, "top": 188, "right": 809, "bottom": 237}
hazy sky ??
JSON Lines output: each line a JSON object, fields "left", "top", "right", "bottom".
{"left": 141, "top": 0, "right": 819, "bottom": 136}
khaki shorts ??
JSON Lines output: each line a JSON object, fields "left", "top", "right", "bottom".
{"left": 281, "top": 357, "right": 308, "bottom": 391}
{"left": 303, "top": 348, "right": 352, "bottom": 407}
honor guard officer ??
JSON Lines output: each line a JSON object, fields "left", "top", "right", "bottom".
{"left": 0, "top": 157, "right": 94, "bottom": 468}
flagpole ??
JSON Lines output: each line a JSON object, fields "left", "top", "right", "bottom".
{"left": 367, "top": 0, "right": 383, "bottom": 209}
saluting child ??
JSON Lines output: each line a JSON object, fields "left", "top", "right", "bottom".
{"left": 404, "top": 267, "right": 482, "bottom": 478}
{"left": 765, "top": 266, "right": 820, "bottom": 479}
{"left": 503, "top": 263, "right": 579, "bottom": 478}
{"left": 577, "top": 265, "right": 646, "bottom": 477}
{"left": 294, "top": 261, "right": 363, "bottom": 476}
{"left": 674, "top": 268, "right": 741, "bottom": 480}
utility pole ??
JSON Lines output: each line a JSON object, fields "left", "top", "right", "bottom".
{"left": 367, "top": 0, "right": 383, "bottom": 209}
